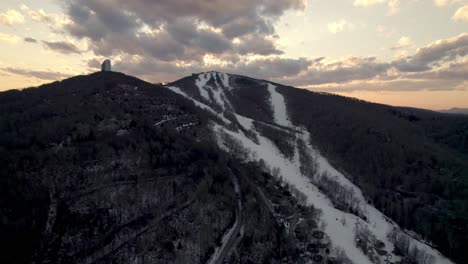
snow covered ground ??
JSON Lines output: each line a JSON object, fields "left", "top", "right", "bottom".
{"left": 166, "top": 85, "right": 231, "bottom": 124}
{"left": 167, "top": 73, "right": 454, "bottom": 264}
{"left": 194, "top": 72, "right": 233, "bottom": 111}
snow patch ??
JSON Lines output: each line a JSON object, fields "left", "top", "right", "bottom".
{"left": 195, "top": 72, "right": 233, "bottom": 111}
{"left": 235, "top": 114, "right": 254, "bottom": 130}
{"left": 195, "top": 73, "right": 211, "bottom": 101}
{"left": 218, "top": 72, "right": 231, "bottom": 90}
{"left": 165, "top": 85, "right": 231, "bottom": 124}
{"left": 267, "top": 83, "right": 292, "bottom": 127}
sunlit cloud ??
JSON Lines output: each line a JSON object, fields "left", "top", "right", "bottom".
{"left": 29, "top": 9, "right": 53, "bottom": 23}
{"left": 391, "top": 36, "right": 414, "bottom": 50}
{"left": 433, "top": 0, "right": 463, "bottom": 7}
{"left": 453, "top": 5, "right": 468, "bottom": 21}
{"left": 0, "top": 9, "right": 24, "bottom": 25}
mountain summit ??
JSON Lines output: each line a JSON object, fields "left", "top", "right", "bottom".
{"left": 1, "top": 71, "right": 466, "bottom": 264}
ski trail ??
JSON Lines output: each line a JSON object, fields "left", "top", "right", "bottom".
{"left": 213, "top": 81, "right": 453, "bottom": 264}
{"left": 195, "top": 73, "right": 211, "bottom": 101}
{"left": 165, "top": 85, "right": 231, "bottom": 124}
{"left": 267, "top": 83, "right": 292, "bottom": 127}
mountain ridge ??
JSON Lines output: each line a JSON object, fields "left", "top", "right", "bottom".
{"left": 1, "top": 71, "right": 466, "bottom": 264}
{"left": 166, "top": 71, "right": 467, "bottom": 263}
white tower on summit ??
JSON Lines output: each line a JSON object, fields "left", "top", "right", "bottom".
{"left": 101, "top": 59, "right": 111, "bottom": 72}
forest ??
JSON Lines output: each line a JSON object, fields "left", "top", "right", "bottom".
{"left": 278, "top": 84, "right": 468, "bottom": 263}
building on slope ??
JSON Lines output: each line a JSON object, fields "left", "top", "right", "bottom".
{"left": 101, "top": 59, "right": 111, "bottom": 72}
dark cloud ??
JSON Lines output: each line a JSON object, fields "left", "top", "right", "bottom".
{"left": 278, "top": 34, "right": 468, "bottom": 90}
{"left": 24, "top": 37, "right": 37, "bottom": 43}
{"left": 229, "top": 57, "right": 311, "bottom": 79}
{"left": 283, "top": 57, "right": 391, "bottom": 86}
{"left": 391, "top": 59, "right": 430, "bottom": 72}
{"left": 2, "top": 67, "right": 72, "bottom": 80}
{"left": 235, "top": 35, "right": 283, "bottom": 56}
{"left": 60, "top": 1, "right": 466, "bottom": 95}
{"left": 65, "top": 0, "right": 139, "bottom": 41}
{"left": 43, "top": 40, "right": 82, "bottom": 54}
{"left": 406, "top": 60, "right": 468, "bottom": 81}
{"left": 393, "top": 33, "right": 468, "bottom": 72}
{"left": 91, "top": 0, "right": 305, "bottom": 29}
{"left": 165, "top": 19, "right": 232, "bottom": 54}
{"left": 91, "top": 56, "right": 311, "bottom": 85}
{"left": 112, "top": 57, "right": 188, "bottom": 83}
{"left": 62, "top": 0, "right": 304, "bottom": 61}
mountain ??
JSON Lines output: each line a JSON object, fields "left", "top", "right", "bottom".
{"left": 439, "top": 108, "right": 468, "bottom": 115}
{"left": 1, "top": 71, "right": 467, "bottom": 264}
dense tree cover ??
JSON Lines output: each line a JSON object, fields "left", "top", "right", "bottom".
{"left": 0, "top": 72, "right": 355, "bottom": 264}
{"left": 0, "top": 72, "right": 224, "bottom": 263}
{"left": 278, "top": 85, "right": 468, "bottom": 263}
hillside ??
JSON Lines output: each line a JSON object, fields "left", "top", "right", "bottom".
{"left": 0, "top": 71, "right": 466, "bottom": 264}
{"left": 0, "top": 72, "right": 313, "bottom": 264}
{"left": 168, "top": 71, "right": 468, "bottom": 263}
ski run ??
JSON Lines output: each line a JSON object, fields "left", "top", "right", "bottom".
{"left": 165, "top": 72, "right": 453, "bottom": 264}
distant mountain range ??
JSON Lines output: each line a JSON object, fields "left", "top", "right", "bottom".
{"left": 439, "top": 108, "right": 468, "bottom": 115}
{"left": 0, "top": 71, "right": 466, "bottom": 264}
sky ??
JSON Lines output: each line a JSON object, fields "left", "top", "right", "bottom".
{"left": 0, "top": 0, "right": 467, "bottom": 110}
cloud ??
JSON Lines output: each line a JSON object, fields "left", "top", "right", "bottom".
{"left": 391, "top": 36, "right": 414, "bottom": 50}
{"left": 29, "top": 9, "right": 54, "bottom": 23}
{"left": 406, "top": 59, "right": 468, "bottom": 81}
{"left": 61, "top": 0, "right": 304, "bottom": 62}
{"left": 283, "top": 56, "right": 391, "bottom": 86}
{"left": 229, "top": 57, "right": 311, "bottom": 79}
{"left": 434, "top": 0, "right": 462, "bottom": 7}
{"left": 453, "top": 5, "right": 468, "bottom": 21}
{"left": 50, "top": 2, "right": 466, "bottom": 95}
{"left": 81, "top": 33, "right": 467, "bottom": 94}
{"left": 102, "top": 55, "right": 311, "bottom": 84}
{"left": 24, "top": 37, "right": 37, "bottom": 43}
{"left": 0, "top": 9, "right": 25, "bottom": 25}
{"left": 0, "top": 32, "right": 20, "bottom": 44}
{"left": 234, "top": 34, "right": 283, "bottom": 55}
{"left": 2, "top": 67, "right": 72, "bottom": 80}
{"left": 393, "top": 33, "right": 468, "bottom": 72}
{"left": 327, "top": 19, "right": 355, "bottom": 34}
{"left": 267, "top": 34, "right": 468, "bottom": 92}
{"left": 42, "top": 40, "right": 82, "bottom": 54}
{"left": 434, "top": 0, "right": 449, "bottom": 6}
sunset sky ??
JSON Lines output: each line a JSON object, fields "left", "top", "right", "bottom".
{"left": 0, "top": 0, "right": 467, "bottom": 110}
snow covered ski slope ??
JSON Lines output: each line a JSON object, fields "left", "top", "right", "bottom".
{"left": 166, "top": 72, "right": 454, "bottom": 264}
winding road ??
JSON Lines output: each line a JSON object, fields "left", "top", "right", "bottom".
{"left": 207, "top": 170, "right": 244, "bottom": 264}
